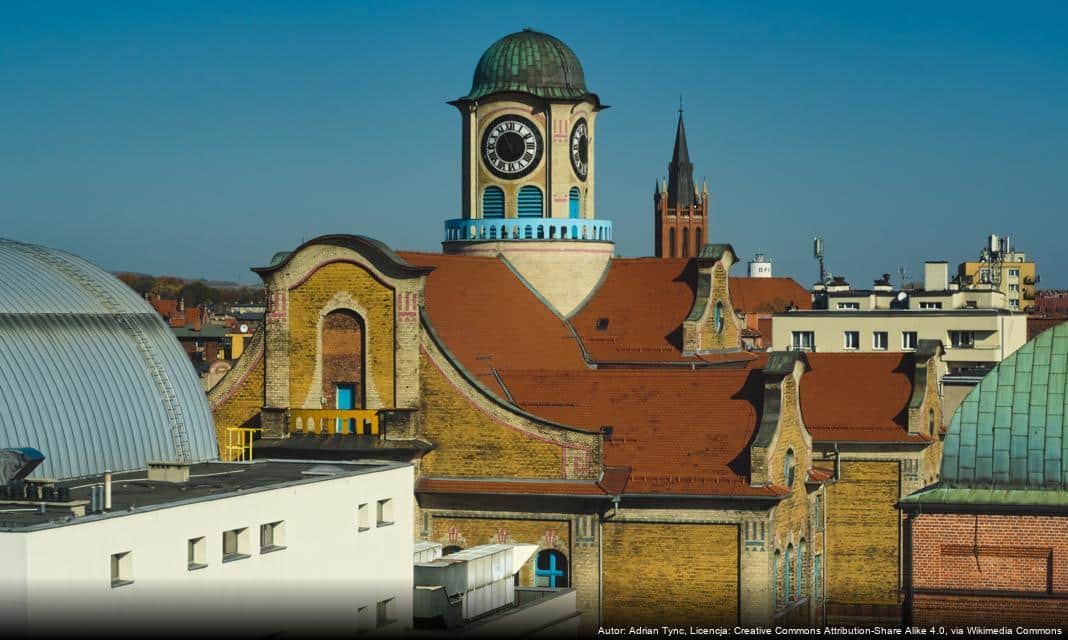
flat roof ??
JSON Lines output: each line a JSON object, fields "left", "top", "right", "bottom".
{"left": 0, "top": 459, "right": 409, "bottom": 531}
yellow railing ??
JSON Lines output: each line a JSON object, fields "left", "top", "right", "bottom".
{"left": 225, "top": 427, "right": 262, "bottom": 461}
{"left": 289, "top": 409, "right": 379, "bottom": 436}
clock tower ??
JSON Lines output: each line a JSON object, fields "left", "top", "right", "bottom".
{"left": 444, "top": 29, "right": 613, "bottom": 316}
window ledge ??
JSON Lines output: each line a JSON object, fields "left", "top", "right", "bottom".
{"left": 260, "top": 545, "right": 286, "bottom": 555}
{"left": 111, "top": 579, "right": 135, "bottom": 588}
{"left": 187, "top": 563, "right": 208, "bottom": 572}
{"left": 376, "top": 521, "right": 394, "bottom": 528}
{"left": 222, "top": 553, "right": 251, "bottom": 564}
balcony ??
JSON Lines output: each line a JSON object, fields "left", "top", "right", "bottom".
{"left": 289, "top": 409, "right": 380, "bottom": 436}
{"left": 1024, "top": 275, "right": 1038, "bottom": 285}
{"left": 444, "top": 218, "right": 613, "bottom": 243}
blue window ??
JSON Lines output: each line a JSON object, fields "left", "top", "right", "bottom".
{"left": 797, "top": 540, "right": 805, "bottom": 599}
{"left": 784, "top": 449, "right": 796, "bottom": 487}
{"left": 773, "top": 550, "right": 781, "bottom": 607}
{"left": 534, "top": 550, "right": 568, "bottom": 588}
{"left": 569, "top": 187, "right": 580, "bottom": 219}
{"left": 518, "top": 186, "right": 544, "bottom": 217}
{"left": 814, "top": 554, "right": 822, "bottom": 602}
{"left": 714, "top": 302, "right": 724, "bottom": 333}
{"left": 482, "top": 186, "right": 505, "bottom": 218}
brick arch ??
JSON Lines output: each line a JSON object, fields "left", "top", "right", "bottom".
{"left": 301, "top": 293, "right": 383, "bottom": 410}
{"left": 321, "top": 309, "right": 365, "bottom": 410}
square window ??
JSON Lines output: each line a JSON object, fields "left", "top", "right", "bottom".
{"left": 376, "top": 598, "right": 396, "bottom": 628}
{"left": 950, "top": 330, "right": 974, "bottom": 349}
{"left": 843, "top": 331, "right": 859, "bottom": 350}
{"left": 872, "top": 331, "right": 888, "bottom": 350}
{"left": 376, "top": 499, "right": 394, "bottom": 527}
{"left": 260, "top": 521, "right": 286, "bottom": 553}
{"left": 188, "top": 537, "right": 207, "bottom": 570}
{"left": 1008, "top": 268, "right": 1020, "bottom": 278}
{"left": 222, "top": 527, "right": 250, "bottom": 562}
{"left": 358, "top": 503, "right": 370, "bottom": 532}
{"left": 791, "top": 331, "right": 814, "bottom": 351}
{"left": 902, "top": 332, "right": 917, "bottom": 351}
{"left": 111, "top": 551, "right": 133, "bottom": 587}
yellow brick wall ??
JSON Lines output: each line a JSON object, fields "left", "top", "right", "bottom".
{"left": 209, "top": 335, "right": 265, "bottom": 456}
{"left": 699, "top": 262, "right": 742, "bottom": 350}
{"left": 429, "top": 516, "right": 570, "bottom": 587}
{"left": 602, "top": 522, "right": 738, "bottom": 626}
{"left": 418, "top": 352, "right": 571, "bottom": 478}
{"left": 825, "top": 461, "right": 900, "bottom": 606}
{"left": 287, "top": 262, "right": 394, "bottom": 408}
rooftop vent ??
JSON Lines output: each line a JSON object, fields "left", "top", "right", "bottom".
{"left": 147, "top": 461, "right": 190, "bottom": 484}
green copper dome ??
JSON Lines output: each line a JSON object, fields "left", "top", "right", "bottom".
{"left": 465, "top": 29, "right": 589, "bottom": 101}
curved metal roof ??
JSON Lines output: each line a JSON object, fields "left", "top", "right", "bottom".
{"left": 0, "top": 238, "right": 218, "bottom": 480}
{"left": 464, "top": 29, "right": 590, "bottom": 101}
{"left": 941, "top": 321, "right": 1068, "bottom": 493}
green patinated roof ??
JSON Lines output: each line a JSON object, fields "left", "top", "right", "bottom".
{"left": 902, "top": 321, "right": 1068, "bottom": 507}
{"left": 463, "top": 29, "right": 589, "bottom": 101}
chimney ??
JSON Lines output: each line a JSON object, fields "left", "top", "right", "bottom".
{"left": 147, "top": 461, "right": 190, "bottom": 483}
{"left": 924, "top": 262, "right": 948, "bottom": 292}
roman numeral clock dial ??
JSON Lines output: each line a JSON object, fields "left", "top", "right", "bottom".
{"left": 481, "top": 115, "right": 543, "bottom": 179}
{"left": 570, "top": 118, "right": 589, "bottom": 181}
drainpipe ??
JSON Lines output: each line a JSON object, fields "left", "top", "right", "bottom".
{"left": 832, "top": 443, "right": 841, "bottom": 482}
{"left": 104, "top": 470, "right": 112, "bottom": 512}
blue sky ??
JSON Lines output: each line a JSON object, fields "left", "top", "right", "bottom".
{"left": 2, "top": 1, "right": 1066, "bottom": 287}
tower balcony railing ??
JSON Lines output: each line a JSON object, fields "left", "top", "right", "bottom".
{"left": 444, "top": 218, "right": 613, "bottom": 243}
{"left": 289, "top": 408, "right": 380, "bottom": 436}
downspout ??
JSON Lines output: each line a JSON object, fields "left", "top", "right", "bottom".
{"left": 822, "top": 483, "right": 828, "bottom": 627}
{"left": 599, "top": 496, "right": 620, "bottom": 628}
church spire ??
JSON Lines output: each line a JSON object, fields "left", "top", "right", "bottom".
{"left": 666, "top": 110, "right": 695, "bottom": 209}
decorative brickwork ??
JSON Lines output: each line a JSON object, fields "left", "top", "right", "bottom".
{"left": 825, "top": 461, "right": 901, "bottom": 613}
{"left": 208, "top": 329, "right": 265, "bottom": 449}
{"left": 602, "top": 522, "right": 738, "bottom": 625}
{"left": 429, "top": 514, "right": 571, "bottom": 587}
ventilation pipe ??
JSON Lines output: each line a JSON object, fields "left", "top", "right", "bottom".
{"left": 104, "top": 470, "right": 112, "bottom": 511}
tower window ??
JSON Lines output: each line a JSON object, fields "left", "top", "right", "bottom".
{"left": 669, "top": 228, "right": 676, "bottom": 257}
{"left": 482, "top": 186, "right": 505, "bottom": 218}
{"left": 569, "top": 187, "right": 581, "bottom": 219}
{"left": 517, "top": 186, "right": 544, "bottom": 217}
{"left": 682, "top": 228, "right": 690, "bottom": 257}
{"left": 596, "top": 318, "right": 609, "bottom": 331}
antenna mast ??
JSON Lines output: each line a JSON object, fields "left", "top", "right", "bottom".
{"left": 813, "top": 236, "right": 826, "bottom": 284}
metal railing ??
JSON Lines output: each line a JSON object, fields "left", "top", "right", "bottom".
{"left": 443, "top": 217, "right": 613, "bottom": 243}
{"left": 225, "top": 427, "right": 261, "bottom": 461}
{"left": 289, "top": 409, "right": 380, "bottom": 436}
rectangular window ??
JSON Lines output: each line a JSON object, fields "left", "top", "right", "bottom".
{"left": 376, "top": 498, "right": 394, "bottom": 527}
{"left": 358, "top": 503, "right": 370, "bottom": 532}
{"left": 1010, "top": 299, "right": 1019, "bottom": 308}
{"left": 111, "top": 551, "right": 133, "bottom": 587}
{"left": 949, "top": 330, "right": 974, "bottom": 349}
{"left": 836, "top": 302, "right": 859, "bottom": 310}
{"left": 791, "top": 331, "right": 814, "bottom": 351}
{"left": 872, "top": 331, "right": 888, "bottom": 350}
{"left": 843, "top": 331, "right": 859, "bottom": 350}
{"left": 1009, "top": 283, "right": 1020, "bottom": 292}
{"left": 260, "top": 521, "right": 286, "bottom": 553}
{"left": 376, "top": 598, "right": 396, "bottom": 628}
{"left": 979, "top": 268, "right": 992, "bottom": 283}
{"left": 902, "top": 331, "right": 918, "bottom": 350}
{"left": 919, "top": 302, "right": 942, "bottom": 309}
{"left": 222, "top": 527, "right": 250, "bottom": 562}
{"left": 1008, "top": 268, "right": 1020, "bottom": 278}
{"left": 188, "top": 537, "right": 207, "bottom": 570}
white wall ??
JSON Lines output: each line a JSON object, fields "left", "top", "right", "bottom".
{"left": 0, "top": 462, "right": 413, "bottom": 636}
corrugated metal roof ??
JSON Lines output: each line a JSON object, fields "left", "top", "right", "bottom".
{"left": 0, "top": 238, "right": 218, "bottom": 480}
{"left": 937, "top": 321, "right": 1068, "bottom": 496}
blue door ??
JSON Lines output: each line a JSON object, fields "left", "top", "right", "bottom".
{"left": 336, "top": 384, "right": 355, "bottom": 433}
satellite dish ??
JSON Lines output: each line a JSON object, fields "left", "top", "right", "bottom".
{"left": 239, "top": 324, "right": 249, "bottom": 333}
{"left": 896, "top": 291, "right": 907, "bottom": 302}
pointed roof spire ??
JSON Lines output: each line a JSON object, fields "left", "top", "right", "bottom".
{"left": 667, "top": 109, "right": 695, "bottom": 209}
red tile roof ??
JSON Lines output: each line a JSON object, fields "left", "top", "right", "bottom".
{"left": 800, "top": 353, "right": 919, "bottom": 443}
{"left": 498, "top": 367, "right": 780, "bottom": 496}
{"left": 730, "top": 277, "right": 811, "bottom": 313}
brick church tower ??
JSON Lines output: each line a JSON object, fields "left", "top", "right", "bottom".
{"left": 654, "top": 110, "right": 708, "bottom": 257}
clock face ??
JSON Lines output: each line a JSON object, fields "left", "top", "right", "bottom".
{"left": 570, "top": 119, "right": 589, "bottom": 181}
{"left": 481, "top": 115, "right": 543, "bottom": 179}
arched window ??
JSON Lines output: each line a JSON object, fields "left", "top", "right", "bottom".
{"left": 797, "top": 539, "right": 806, "bottom": 600}
{"left": 928, "top": 408, "right": 936, "bottom": 435}
{"left": 682, "top": 228, "right": 690, "bottom": 257}
{"left": 814, "top": 554, "right": 822, "bottom": 602}
{"left": 534, "top": 550, "right": 569, "bottom": 588}
{"left": 442, "top": 545, "right": 463, "bottom": 556}
{"left": 784, "top": 448, "right": 796, "bottom": 487}
{"left": 569, "top": 187, "right": 581, "bottom": 219}
{"left": 695, "top": 227, "right": 702, "bottom": 252}
{"left": 488, "top": 226, "right": 497, "bottom": 239}
{"left": 482, "top": 186, "right": 505, "bottom": 218}
{"left": 714, "top": 302, "right": 724, "bottom": 333}
{"left": 571, "top": 225, "right": 578, "bottom": 239}
{"left": 322, "top": 310, "right": 364, "bottom": 434}
{"left": 524, "top": 225, "right": 533, "bottom": 239}
{"left": 773, "top": 550, "right": 781, "bottom": 608}
{"left": 669, "top": 228, "right": 676, "bottom": 257}
{"left": 784, "top": 544, "right": 793, "bottom": 602}
{"left": 518, "top": 185, "right": 543, "bottom": 217}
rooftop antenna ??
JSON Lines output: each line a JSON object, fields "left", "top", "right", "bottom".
{"left": 898, "top": 265, "right": 909, "bottom": 290}
{"left": 813, "top": 236, "right": 826, "bottom": 284}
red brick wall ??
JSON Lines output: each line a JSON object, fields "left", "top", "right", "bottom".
{"left": 321, "top": 309, "right": 364, "bottom": 409}
{"left": 910, "top": 512, "right": 1068, "bottom": 626}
